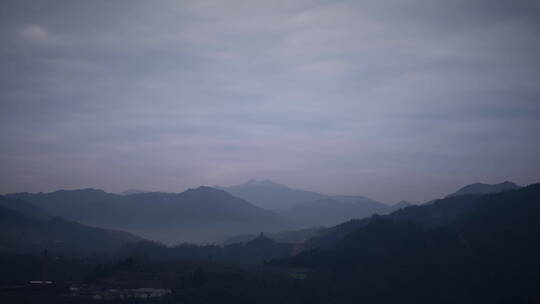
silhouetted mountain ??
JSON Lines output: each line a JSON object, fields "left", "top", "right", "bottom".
{"left": 272, "top": 183, "right": 540, "bottom": 303}
{"left": 0, "top": 205, "right": 141, "bottom": 254}
{"left": 304, "top": 187, "right": 515, "bottom": 249}
{"left": 7, "top": 187, "right": 289, "bottom": 244}
{"left": 446, "top": 181, "right": 520, "bottom": 197}
{"left": 0, "top": 195, "right": 50, "bottom": 219}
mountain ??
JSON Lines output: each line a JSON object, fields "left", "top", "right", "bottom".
{"left": 304, "top": 188, "right": 512, "bottom": 250}
{"left": 0, "top": 204, "right": 142, "bottom": 254}
{"left": 119, "top": 189, "right": 148, "bottom": 195}
{"left": 7, "top": 187, "right": 289, "bottom": 244}
{"left": 0, "top": 195, "right": 50, "bottom": 219}
{"left": 272, "top": 183, "right": 540, "bottom": 303}
{"left": 446, "top": 181, "right": 520, "bottom": 197}
{"left": 218, "top": 179, "right": 390, "bottom": 227}
{"left": 279, "top": 198, "right": 389, "bottom": 227}
{"left": 7, "top": 188, "right": 118, "bottom": 222}
{"left": 388, "top": 200, "right": 411, "bottom": 212}
{"left": 216, "top": 179, "right": 326, "bottom": 210}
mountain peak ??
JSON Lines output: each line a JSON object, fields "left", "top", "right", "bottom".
{"left": 185, "top": 186, "right": 223, "bottom": 194}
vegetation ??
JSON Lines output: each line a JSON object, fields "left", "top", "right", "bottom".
{"left": 271, "top": 184, "right": 540, "bottom": 303}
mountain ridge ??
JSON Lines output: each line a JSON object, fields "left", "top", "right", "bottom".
{"left": 303, "top": 184, "right": 527, "bottom": 250}
{"left": 216, "top": 179, "right": 326, "bottom": 210}
{"left": 217, "top": 179, "right": 391, "bottom": 227}
{"left": 6, "top": 187, "right": 290, "bottom": 245}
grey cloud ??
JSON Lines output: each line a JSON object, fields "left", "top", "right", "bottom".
{"left": 0, "top": 0, "right": 539, "bottom": 202}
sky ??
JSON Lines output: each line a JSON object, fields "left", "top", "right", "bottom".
{"left": 0, "top": 0, "right": 539, "bottom": 203}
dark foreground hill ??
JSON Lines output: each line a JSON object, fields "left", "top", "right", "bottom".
{"left": 7, "top": 187, "right": 289, "bottom": 244}
{"left": 304, "top": 187, "right": 513, "bottom": 249}
{"left": 117, "top": 233, "right": 294, "bottom": 265}
{"left": 272, "top": 183, "right": 540, "bottom": 303}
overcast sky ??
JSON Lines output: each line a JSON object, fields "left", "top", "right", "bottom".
{"left": 1, "top": 0, "right": 539, "bottom": 203}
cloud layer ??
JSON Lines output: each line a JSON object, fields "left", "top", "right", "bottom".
{"left": 1, "top": 0, "right": 539, "bottom": 202}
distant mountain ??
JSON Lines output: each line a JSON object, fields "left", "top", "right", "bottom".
{"left": 446, "top": 181, "right": 520, "bottom": 197}
{"left": 119, "top": 189, "right": 148, "bottom": 195}
{"left": 0, "top": 195, "right": 50, "bottom": 219}
{"left": 279, "top": 198, "right": 389, "bottom": 227}
{"left": 0, "top": 204, "right": 141, "bottom": 254}
{"left": 218, "top": 179, "right": 390, "bottom": 227}
{"left": 8, "top": 188, "right": 119, "bottom": 223}
{"left": 388, "top": 200, "right": 411, "bottom": 212}
{"left": 7, "top": 187, "right": 289, "bottom": 244}
{"left": 216, "top": 179, "right": 326, "bottom": 210}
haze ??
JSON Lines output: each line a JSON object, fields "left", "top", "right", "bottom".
{"left": 1, "top": 0, "right": 539, "bottom": 203}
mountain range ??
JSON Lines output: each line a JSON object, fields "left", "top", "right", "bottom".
{"left": 2, "top": 180, "right": 521, "bottom": 246}
{"left": 220, "top": 181, "right": 521, "bottom": 246}
{"left": 303, "top": 181, "right": 526, "bottom": 250}
{"left": 6, "top": 187, "right": 288, "bottom": 244}
{"left": 5, "top": 180, "right": 402, "bottom": 244}
{"left": 1, "top": 180, "right": 538, "bottom": 303}
{"left": 216, "top": 179, "right": 328, "bottom": 210}
{"left": 218, "top": 179, "right": 400, "bottom": 227}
